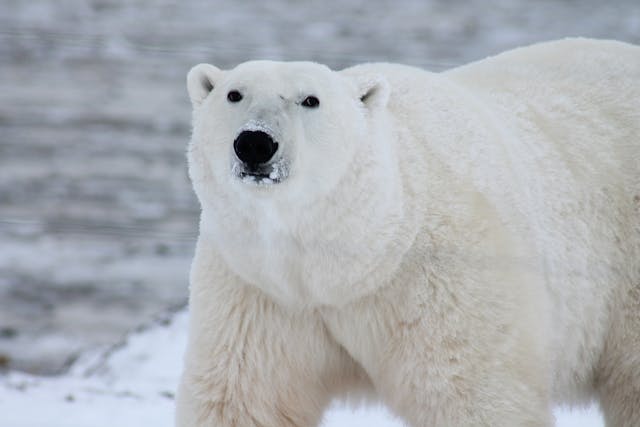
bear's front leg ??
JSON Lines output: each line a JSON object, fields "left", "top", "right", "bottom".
{"left": 322, "top": 257, "right": 554, "bottom": 427}
{"left": 175, "top": 241, "right": 358, "bottom": 427}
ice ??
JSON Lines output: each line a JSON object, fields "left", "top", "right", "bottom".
{"left": 269, "top": 160, "right": 287, "bottom": 181}
{"left": 242, "top": 174, "right": 258, "bottom": 184}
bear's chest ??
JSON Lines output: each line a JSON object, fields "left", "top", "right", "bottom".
{"left": 213, "top": 213, "right": 402, "bottom": 307}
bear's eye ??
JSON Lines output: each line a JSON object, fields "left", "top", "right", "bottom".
{"left": 301, "top": 96, "right": 320, "bottom": 108}
{"left": 227, "top": 90, "right": 243, "bottom": 103}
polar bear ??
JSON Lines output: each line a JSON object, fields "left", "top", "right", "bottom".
{"left": 176, "top": 38, "right": 640, "bottom": 427}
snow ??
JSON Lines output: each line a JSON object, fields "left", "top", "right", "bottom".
{"left": 241, "top": 119, "right": 278, "bottom": 139}
{"left": 0, "top": 310, "right": 605, "bottom": 427}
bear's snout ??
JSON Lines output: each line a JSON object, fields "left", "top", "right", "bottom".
{"left": 234, "top": 130, "right": 279, "bottom": 168}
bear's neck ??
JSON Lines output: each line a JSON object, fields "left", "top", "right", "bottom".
{"left": 202, "top": 126, "right": 418, "bottom": 309}
{"left": 288, "top": 132, "right": 413, "bottom": 306}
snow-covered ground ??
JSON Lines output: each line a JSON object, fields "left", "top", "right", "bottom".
{"left": 0, "top": 310, "right": 605, "bottom": 426}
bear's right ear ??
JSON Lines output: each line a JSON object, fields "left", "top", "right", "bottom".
{"left": 187, "top": 63, "right": 223, "bottom": 107}
{"left": 342, "top": 72, "right": 390, "bottom": 111}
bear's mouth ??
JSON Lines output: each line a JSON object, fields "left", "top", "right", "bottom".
{"left": 239, "top": 169, "right": 278, "bottom": 184}
{"left": 231, "top": 160, "right": 289, "bottom": 185}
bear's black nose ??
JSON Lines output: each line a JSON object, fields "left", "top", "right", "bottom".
{"left": 233, "top": 131, "right": 278, "bottom": 167}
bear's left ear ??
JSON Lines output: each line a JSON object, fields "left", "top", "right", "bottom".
{"left": 347, "top": 73, "right": 390, "bottom": 110}
{"left": 187, "top": 63, "right": 223, "bottom": 107}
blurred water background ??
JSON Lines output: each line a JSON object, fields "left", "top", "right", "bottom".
{"left": 0, "top": 0, "right": 639, "bottom": 375}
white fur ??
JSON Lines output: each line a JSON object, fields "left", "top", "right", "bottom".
{"left": 177, "top": 39, "right": 640, "bottom": 427}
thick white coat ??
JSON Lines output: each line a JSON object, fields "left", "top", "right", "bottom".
{"left": 177, "top": 39, "right": 640, "bottom": 427}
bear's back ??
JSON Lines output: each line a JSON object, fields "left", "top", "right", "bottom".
{"left": 446, "top": 38, "right": 640, "bottom": 182}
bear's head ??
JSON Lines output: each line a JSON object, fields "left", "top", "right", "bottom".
{"left": 187, "top": 60, "right": 389, "bottom": 203}
{"left": 187, "top": 60, "right": 404, "bottom": 306}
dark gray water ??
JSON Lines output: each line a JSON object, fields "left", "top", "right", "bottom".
{"left": 0, "top": 0, "right": 638, "bottom": 374}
